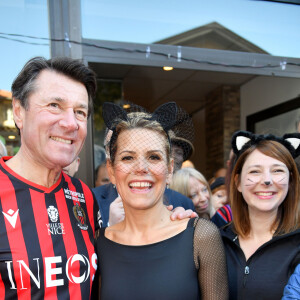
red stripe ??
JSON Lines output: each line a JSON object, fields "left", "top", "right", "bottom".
{"left": 0, "top": 272, "right": 5, "bottom": 299}
{"left": 79, "top": 182, "right": 97, "bottom": 293}
{"left": 217, "top": 209, "right": 227, "bottom": 221}
{"left": 30, "top": 189, "right": 58, "bottom": 300}
{"left": 223, "top": 205, "right": 232, "bottom": 222}
{"left": 0, "top": 170, "right": 30, "bottom": 298}
{"left": 55, "top": 188, "right": 82, "bottom": 299}
{"left": 64, "top": 175, "right": 96, "bottom": 296}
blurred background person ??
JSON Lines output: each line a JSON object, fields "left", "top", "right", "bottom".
{"left": 181, "top": 159, "right": 195, "bottom": 169}
{"left": 95, "top": 160, "right": 110, "bottom": 187}
{"left": 170, "top": 167, "right": 213, "bottom": 219}
{"left": 210, "top": 177, "right": 228, "bottom": 212}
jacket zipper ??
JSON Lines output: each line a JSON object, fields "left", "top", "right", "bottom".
{"left": 243, "top": 266, "right": 250, "bottom": 287}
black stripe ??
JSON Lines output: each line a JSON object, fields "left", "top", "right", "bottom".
{"left": 12, "top": 178, "right": 45, "bottom": 299}
{"left": 0, "top": 198, "right": 18, "bottom": 299}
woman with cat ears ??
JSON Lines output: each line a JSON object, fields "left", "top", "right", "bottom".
{"left": 95, "top": 102, "right": 228, "bottom": 300}
{"left": 220, "top": 130, "right": 300, "bottom": 300}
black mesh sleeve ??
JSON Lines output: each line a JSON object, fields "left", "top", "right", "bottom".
{"left": 193, "top": 218, "right": 228, "bottom": 300}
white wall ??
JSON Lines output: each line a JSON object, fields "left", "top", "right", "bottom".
{"left": 240, "top": 76, "right": 300, "bottom": 130}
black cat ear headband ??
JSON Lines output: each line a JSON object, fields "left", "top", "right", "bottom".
{"left": 231, "top": 130, "right": 300, "bottom": 159}
{"left": 102, "top": 102, "right": 178, "bottom": 132}
{"left": 102, "top": 102, "right": 178, "bottom": 154}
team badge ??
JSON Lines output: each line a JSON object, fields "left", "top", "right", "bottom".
{"left": 47, "top": 205, "right": 59, "bottom": 222}
{"left": 73, "top": 203, "right": 88, "bottom": 230}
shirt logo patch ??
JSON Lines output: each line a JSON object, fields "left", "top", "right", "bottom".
{"left": 73, "top": 203, "right": 88, "bottom": 230}
{"left": 47, "top": 205, "right": 59, "bottom": 222}
{"left": 46, "top": 205, "right": 65, "bottom": 235}
{"left": 2, "top": 209, "right": 19, "bottom": 228}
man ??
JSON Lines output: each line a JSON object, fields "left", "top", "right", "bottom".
{"left": 0, "top": 57, "right": 99, "bottom": 299}
{"left": 170, "top": 134, "right": 194, "bottom": 173}
{"left": 94, "top": 160, "right": 110, "bottom": 187}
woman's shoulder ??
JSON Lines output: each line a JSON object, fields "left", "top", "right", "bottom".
{"left": 193, "top": 217, "right": 221, "bottom": 238}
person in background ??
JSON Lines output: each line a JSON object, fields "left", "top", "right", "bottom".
{"left": 170, "top": 167, "right": 213, "bottom": 219}
{"left": 96, "top": 101, "right": 228, "bottom": 299}
{"left": 181, "top": 159, "right": 195, "bottom": 169}
{"left": 62, "top": 156, "right": 80, "bottom": 177}
{"left": 210, "top": 176, "right": 228, "bottom": 212}
{"left": 210, "top": 150, "right": 235, "bottom": 228}
{"left": 221, "top": 130, "right": 300, "bottom": 300}
{"left": 0, "top": 138, "right": 7, "bottom": 158}
{"left": 95, "top": 160, "right": 110, "bottom": 187}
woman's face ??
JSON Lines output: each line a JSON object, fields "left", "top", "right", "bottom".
{"left": 211, "top": 188, "right": 227, "bottom": 211}
{"left": 237, "top": 149, "right": 289, "bottom": 216}
{"left": 188, "top": 176, "right": 210, "bottom": 215}
{"left": 108, "top": 128, "right": 172, "bottom": 210}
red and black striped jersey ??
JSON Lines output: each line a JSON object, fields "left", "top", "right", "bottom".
{"left": 0, "top": 157, "right": 101, "bottom": 300}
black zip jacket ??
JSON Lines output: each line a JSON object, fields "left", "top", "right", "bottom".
{"left": 221, "top": 224, "right": 300, "bottom": 300}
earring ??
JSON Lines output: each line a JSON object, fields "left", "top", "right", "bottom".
{"left": 113, "top": 184, "right": 116, "bottom": 189}
{"left": 166, "top": 183, "right": 169, "bottom": 189}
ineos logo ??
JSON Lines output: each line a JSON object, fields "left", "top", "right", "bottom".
{"left": 66, "top": 254, "right": 90, "bottom": 284}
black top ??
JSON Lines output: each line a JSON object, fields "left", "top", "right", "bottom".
{"left": 97, "top": 218, "right": 200, "bottom": 300}
{"left": 221, "top": 224, "right": 300, "bottom": 300}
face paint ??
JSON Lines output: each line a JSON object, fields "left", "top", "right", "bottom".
{"left": 238, "top": 149, "right": 290, "bottom": 215}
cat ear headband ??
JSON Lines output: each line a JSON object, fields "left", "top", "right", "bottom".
{"left": 102, "top": 102, "right": 178, "bottom": 155}
{"left": 102, "top": 102, "right": 178, "bottom": 132}
{"left": 231, "top": 130, "right": 300, "bottom": 159}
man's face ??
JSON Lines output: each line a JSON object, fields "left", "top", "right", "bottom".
{"left": 171, "top": 144, "right": 184, "bottom": 173}
{"left": 15, "top": 70, "right": 88, "bottom": 169}
{"left": 95, "top": 164, "right": 110, "bottom": 187}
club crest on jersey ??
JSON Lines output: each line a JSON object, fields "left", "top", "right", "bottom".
{"left": 73, "top": 203, "right": 88, "bottom": 230}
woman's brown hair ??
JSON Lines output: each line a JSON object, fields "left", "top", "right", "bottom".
{"left": 230, "top": 140, "right": 300, "bottom": 238}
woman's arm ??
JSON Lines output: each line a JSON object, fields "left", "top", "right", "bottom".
{"left": 194, "top": 218, "right": 228, "bottom": 300}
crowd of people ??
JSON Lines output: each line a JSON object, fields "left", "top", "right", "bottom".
{"left": 0, "top": 55, "right": 300, "bottom": 299}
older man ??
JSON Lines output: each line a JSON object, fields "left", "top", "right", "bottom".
{"left": 0, "top": 57, "right": 99, "bottom": 299}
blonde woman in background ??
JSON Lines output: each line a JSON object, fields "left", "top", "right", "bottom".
{"left": 170, "top": 167, "right": 214, "bottom": 219}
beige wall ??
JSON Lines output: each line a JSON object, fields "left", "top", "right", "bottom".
{"left": 240, "top": 76, "right": 300, "bottom": 130}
